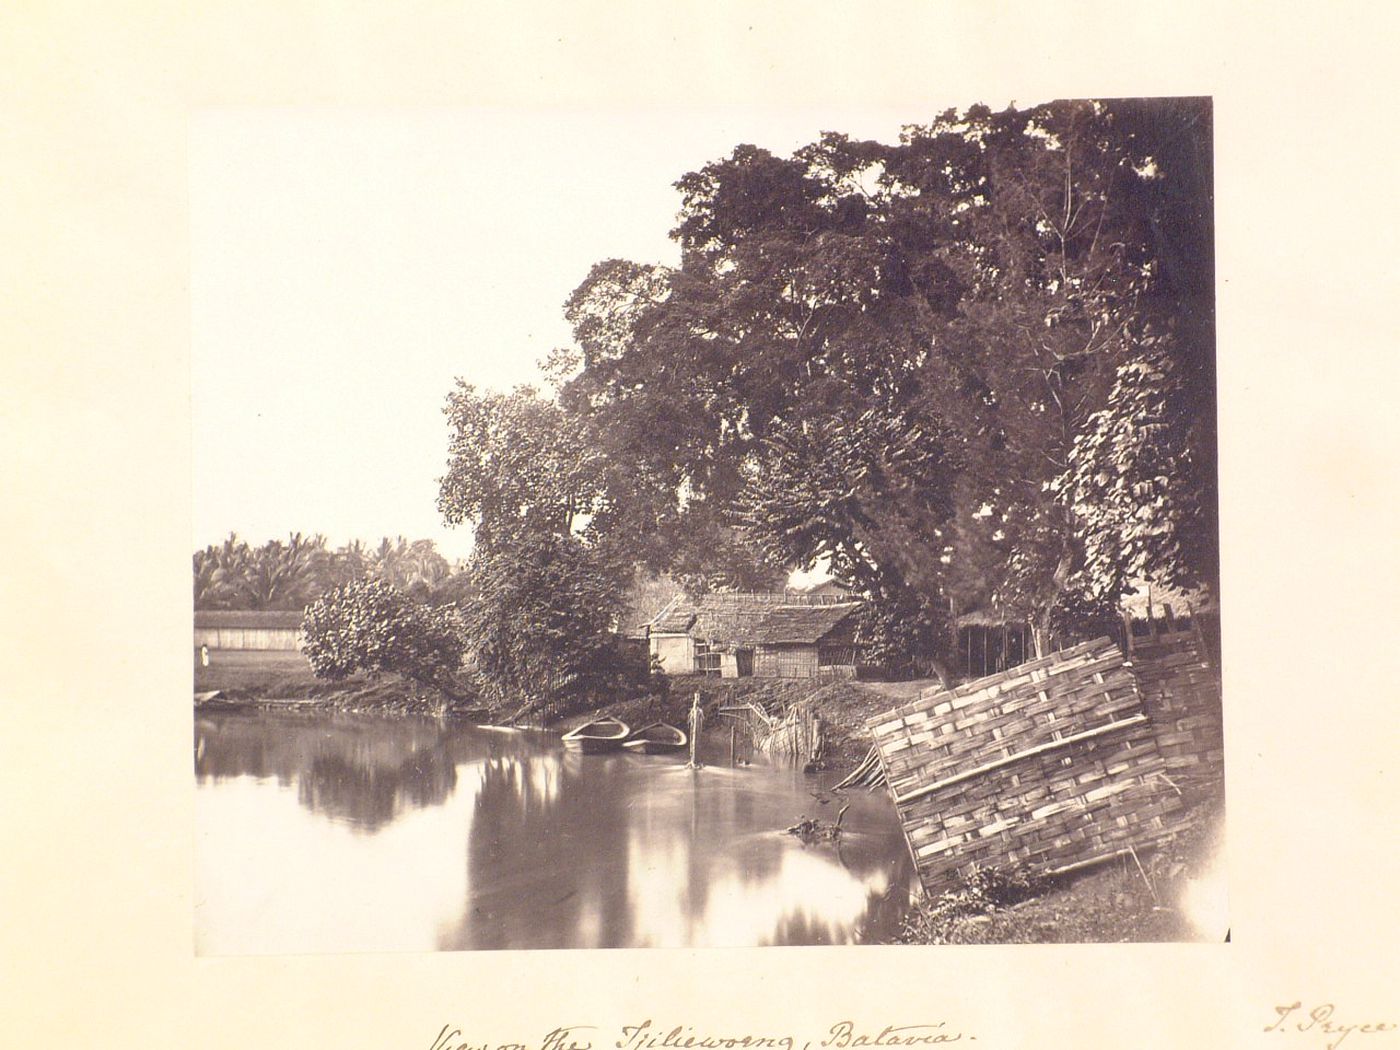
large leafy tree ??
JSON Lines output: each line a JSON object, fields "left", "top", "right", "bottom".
{"left": 555, "top": 98, "right": 1215, "bottom": 661}
{"left": 558, "top": 143, "right": 962, "bottom": 630}
{"left": 909, "top": 100, "right": 1214, "bottom": 648}
{"left": 458, "top": 530, "right": 629, "bottom": 720}
{"left": 439, "top": 384, "right": 606, "bottom": 551}
{"left": 437, "top": 382, "right": 642, "bottom": 714}
{"left": 736, "top": 388, "right": 962, "bottom": 670}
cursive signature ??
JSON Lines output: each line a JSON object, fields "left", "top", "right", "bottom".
{"left": 1265, "top": 1003, "right": 1396, "bottom": 1050}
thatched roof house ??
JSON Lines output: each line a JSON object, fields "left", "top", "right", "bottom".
{"left": 1119, "top": 580, "right": 1218, "bottom": 620}
{"left": 750, "top": 603, "right": 861, "bottom": 646}
{"left": 645, "top": 592, "right": 864, "bottom": 678}
{"left": 751, "top": 603, "right": 862, "bottom": 679}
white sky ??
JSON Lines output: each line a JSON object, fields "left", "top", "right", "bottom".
{"left": 191, "top": 108, "right": 950, "bottom": 562}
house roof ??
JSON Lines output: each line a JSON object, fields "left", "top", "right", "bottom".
{"left": 751, "top": 603, "right": 861, "bottom": 645}
{"left": 690, "top": 592, "right": 805, "bottom": 645}
{"left": 194, "top": 609, "right": 305, "bottom": 629}
{"left": 788, "top": 577, "right": 856, "bottom": 598}
{"left": 650, "top": 596, "right": 698, "bottom": 634}
{"left": 646, "top": 591, "right": 861, "bottom": 645}
{"left": 955, "top": 606, "right": 1020, "bottom": 627}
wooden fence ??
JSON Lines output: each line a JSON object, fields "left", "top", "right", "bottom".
{"left": 869, "top": 637, "right": 1187, "bottom": 893}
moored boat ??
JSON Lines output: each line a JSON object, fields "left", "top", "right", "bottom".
{"left": 561, "top": 716, "right": 630, "bottom": 753}
{"left": 622, "top": 721, "right": 688, "bottom": 755}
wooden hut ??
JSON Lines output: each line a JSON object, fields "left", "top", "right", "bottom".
{"left": 750, "top": 603, "right": 863, "bottom": 679}
{"left": 645, "top": 596, "right": 701, "bottom": 674}
{"left": 954, "top": 608, "right": 1034, "bottom": 678}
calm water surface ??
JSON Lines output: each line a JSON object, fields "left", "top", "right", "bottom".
{"left": 194, "top": 710, "right": 913, "bottom": 954}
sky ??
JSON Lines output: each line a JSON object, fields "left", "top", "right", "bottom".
{"left": 191, "top": 107, "right": 959, "bottom": 563}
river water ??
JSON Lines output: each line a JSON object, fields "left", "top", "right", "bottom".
{"left": 194, "top": 709, "right": 914, "bottom": 954}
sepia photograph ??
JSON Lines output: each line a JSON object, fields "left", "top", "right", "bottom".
{"left": 191, "top": 98, "right": 1225, "bottom": 953}
{"left": 7, "top": 4, "right": 1400, "bottom": 1047}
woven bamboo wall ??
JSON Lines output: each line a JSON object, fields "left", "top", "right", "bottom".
{"left": 869, "top": 637, "right": 1184, "bottom": 892}
{"left": 754, "top": 646, "right": 819, "bottom": 679}
{"left": 1127, "top": 626, "right": 1224, "bottom": 804}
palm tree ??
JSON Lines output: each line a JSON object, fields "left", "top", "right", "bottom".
{"left": 194, "top": 533, "right": 255, "bottom": 609}
{"left": 330, "top": 538, "right": 371, "bottom": 587}
{"left": 233, "top": 533, "right": 330, "bottom": 610}
{"left": 195, "top": 533, "right": 456, "bottom": 609}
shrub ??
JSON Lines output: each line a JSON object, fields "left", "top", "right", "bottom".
{"left": 900, "top": 862, "right": 1049, "bottom": 943}
{"left": 300, "top": 578, "right": 466, "bottom": 686}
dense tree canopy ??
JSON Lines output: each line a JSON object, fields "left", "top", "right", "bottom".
{"left": 194, "top": 533, "right": 455, "bottom": 610}
{"left": 444, "top": 98, "right": 1216, "bottom": 671}
{"left": 458, "top": 530, "right": 631, "bottom": 718}
{"left": 438, "top": 384, "right": 606, "bottom": 551}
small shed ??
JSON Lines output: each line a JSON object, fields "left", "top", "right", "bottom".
{"left": 750, "top": 603, "right": 862, "bottom": 679}
{"left": 645, "top": 596, "right": 700, "bottom": 674}
{"left": 954, "top": 608, "right": 1034, "bottom": 679}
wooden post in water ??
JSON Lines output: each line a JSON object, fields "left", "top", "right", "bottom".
{"left": 687, "top": 691, "right": 704, "bottom": 769}
{"left": 730, "top": 723, "right": 737, "bottom": 767}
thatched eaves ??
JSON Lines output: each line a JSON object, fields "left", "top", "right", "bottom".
{"left": 750, "top": 603, "right": 861, "bottom": 646}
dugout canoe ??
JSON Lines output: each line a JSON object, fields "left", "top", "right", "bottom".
{"left": 622, "top": 722, "right": 688, "bottom": 755}
{"left": 561, "top": 716, "right": 630, "bottom": 753}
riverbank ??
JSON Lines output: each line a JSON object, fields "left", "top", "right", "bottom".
{"left": 193, "top": 660, "right": 925, "bottom": 763}
{"left": 193, "top": 660, "right": 483, "bottom": 717}
{"left": 566, "top": 674, "right": 936, "bottom": 770}
{"left": 600, "top": 678, "right": 1226, "bottom": 944}
{"left": 194, "top": 660, "right": 1226, "bottom": 944}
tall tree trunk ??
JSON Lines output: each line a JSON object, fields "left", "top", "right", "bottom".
{"left": 1030, "top": 622, "right": 1051, "bottom": 660}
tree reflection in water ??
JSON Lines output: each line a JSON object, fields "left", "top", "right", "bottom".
{"left": 195, "top": 711, "right": 459, "bottom": 831}
{"left": 195, "top": 713, "right": 912, "bottom": 950}
{"left": 446, "top": 747, "right": 912, "bottom": 949}
{"left": 450, "top": 751, "right": 635, "bottom": 949}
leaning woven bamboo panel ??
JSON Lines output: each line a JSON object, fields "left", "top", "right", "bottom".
{"left": 1127, "top": 626, "right": 1224, "bottom": 803}
{"left": 869, "top": 637, "right": 1185, "bottom": 893}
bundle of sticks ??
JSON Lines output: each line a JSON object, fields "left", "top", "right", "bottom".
{"left": 832, "top": 745, "right": 886, "bottom": 791}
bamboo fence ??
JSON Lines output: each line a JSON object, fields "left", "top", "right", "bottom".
{"left": 869, "top": 637, "right": 1187, "bottom": 892}
{"left": 1126, "top": 623, "right": 1225, "bottom": 804}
